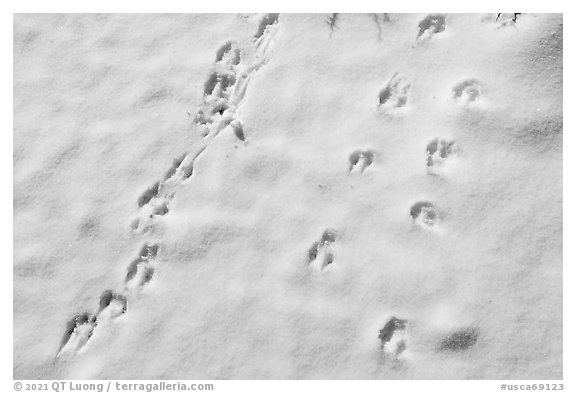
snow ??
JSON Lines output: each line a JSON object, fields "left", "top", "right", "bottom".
{"left": 13, "top": 13, "right": 562, "bottom": 379}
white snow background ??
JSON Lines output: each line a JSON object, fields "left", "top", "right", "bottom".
{"left": 13, "top": 13, "right": 562, "bottom": 379}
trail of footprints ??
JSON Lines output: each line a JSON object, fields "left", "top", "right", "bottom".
{"left": 58, "top": 14, "right": 280, "bottom": 357}
{"left": 328, "top": 14, "right": 494, "bottom": 359}
{"left": 195, "top": 13, "right": 279, "bottom": 139}
{"left": 57, "top": 244, "right": 159, "bottom": 357}
{"left": 130, "top": 146, "right": 207, "bottom": 233}
{"left": 60, "top": 13, "right": 500, "bottom": 360}
{"left": 132, "top": 13, "right": 279, "bottom": 234}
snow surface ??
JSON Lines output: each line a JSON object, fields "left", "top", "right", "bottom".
{"left": 13, "top": 13, "right": 562, "bottom": 379}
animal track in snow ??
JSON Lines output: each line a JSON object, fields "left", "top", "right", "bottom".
{"left": 194, "top": 40, "right": 241, "bottom": 135}
{"left": 136, "top": 182, "right": 169, "bottom": 216}
{"left": 426, "top": 138, "right": 456, "bottom": 171}
{"left": 131, "top": 199, "right": 170, "bottom": 232}
{"left": 134, "top": 15, "right": 279, "bottom": 233}
{"left": 163, "top": 154, "right": 187, "bottom": 181}
{"left": 204, "top": 72, "right": 237, "bottom": 97}
{"left": 416, "top": 14, "right": 446, "bottom": 41}
{"left": 61, "top": 14, "right": 281, "bottom": 359}
{"left": 254, "top": 13, "right": 279, "bottom": 40}
{"left": 378, "top": 72, "right": 410, "bottom": 110}
{"left": 57, "top": 312, "right": 98, "bottom": 356}
{"left": 307, "top": 229, "right": 337, "bottom": 270}
{"left": 98, "top": 290, "right": 128, "bottom": 318}
{"left": 379, "top": 317, "right": 408, "bottom": 357}
{"left": 131, "top": 146, "right": 207, "bottom": 233}
{"left": 125, "top": 243, "right": 160, "bottom": 289}
{"left": 215, "top": 41, "right": 240, "bottom": 65}
{"left": 438, "top": 328, "right": 478, "bottom": 351}
{"left": 410, "top": 201, "right": 439, "bottom": 227}
{"left": 57, "top": 289, "right": 130, "bottom": 356}
{"left": 349, "top": 150, "right": 375, "bottom": 174}
{"left": 160, "top": 146, "right": 207, "bottom": 186}
{"left": 452, "top": 79, "right": 481, "bottom": 104}
{"left": 57, "top": 247, "right": 159, "bottom": 356}
{"left": 137, "top": 182, "right": 160, "bottom": 208}
{"left": 162, "top": 146, "right": 207, "bottom": 185}
{"left": 194, "top": 14, "right": 279, "bottom": 141}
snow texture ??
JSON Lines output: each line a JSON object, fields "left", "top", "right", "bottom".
{"left": 13, "top": 13, "right": 562, "bottom": 379}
